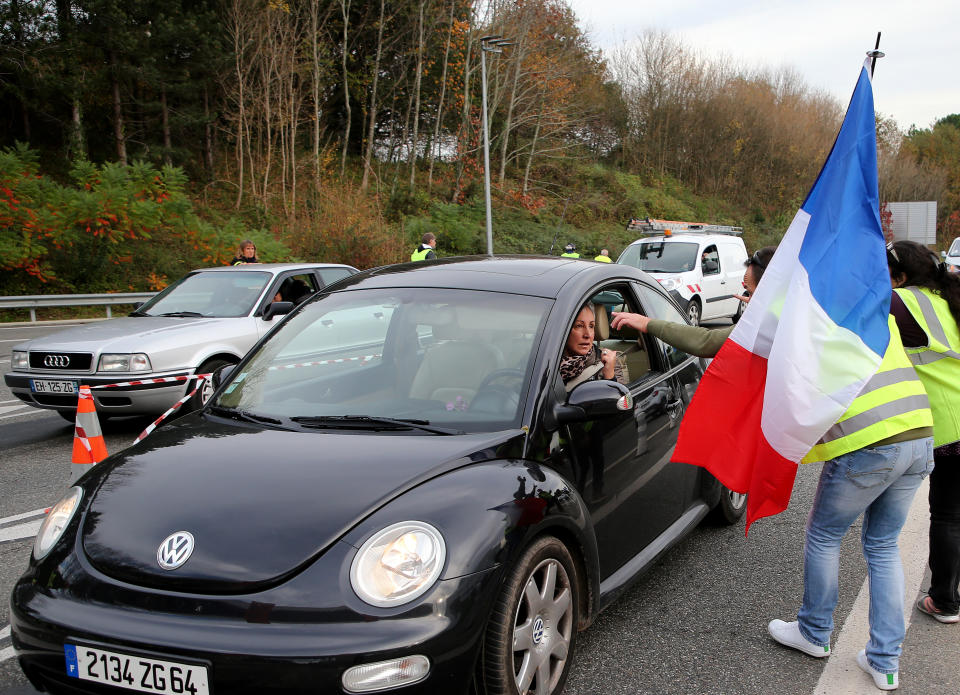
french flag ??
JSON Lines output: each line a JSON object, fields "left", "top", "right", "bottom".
{"left": 673, "top": 58, "right": 892, "bottom": 533}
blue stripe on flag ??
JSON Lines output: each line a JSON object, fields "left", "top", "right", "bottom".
{"left": 798, "top": 65, "right": 890, "bottom": 358}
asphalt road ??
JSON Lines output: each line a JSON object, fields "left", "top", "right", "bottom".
{"left": 1, "top": 320, "right": 957, "bottom": 695}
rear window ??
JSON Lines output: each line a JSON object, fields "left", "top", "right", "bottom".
{"left": 619, "top": 242, "right": 698, "bottom": 274}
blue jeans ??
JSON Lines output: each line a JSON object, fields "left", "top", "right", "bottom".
{"left": 797, "top": 437, "right": 934, "bottom": 674}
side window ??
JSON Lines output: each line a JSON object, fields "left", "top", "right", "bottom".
{"left": 701, "top": 244, "right": 720, "bottom": 275}
{"left": 585, "top": 285, "right": 654, "bottom": 387}
{"left": 636, "top": 284, "right": 693, "bottom": 368}
{"left": 318, "top": 267, "right": 354, "bottom": 286}
{"left": 272, "top": 273, "right": 319, "bottom": 304}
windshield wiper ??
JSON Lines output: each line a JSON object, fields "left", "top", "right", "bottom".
{"left": 207, "top": 405, "right": 286, "bottom": 427}
{"left": 158, "top": 311, "right": 206, "bottom": 317}
{"left": 290, "top": 415, "right": 463, "bottom": 435}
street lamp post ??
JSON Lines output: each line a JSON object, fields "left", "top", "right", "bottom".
{"left": 479, "top": 35, "right": 512, "bottom": 256}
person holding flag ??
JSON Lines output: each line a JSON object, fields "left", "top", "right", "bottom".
{"left": 640, "top": 55, "right": 933, "bottom": 691}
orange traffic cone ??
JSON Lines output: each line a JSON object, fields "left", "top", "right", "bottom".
{"left": 71, "top": 385, "right": 108, "bottom": 483}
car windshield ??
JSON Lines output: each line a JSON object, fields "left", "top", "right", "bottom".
{"left": 949, "top": 238, "right": 960, "bottom": 257}
{"left": 136, "top": 271, "right": 272, "bottom": 318}
{"left": 214, "top": 288, "right": 551, "bottom": 433}
{"left": 619, "top": 242, "right": 699, "bottom": 274}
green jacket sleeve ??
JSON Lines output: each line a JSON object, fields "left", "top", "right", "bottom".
{"left": 645, "top": 319, "right": 733, "bottom": 358}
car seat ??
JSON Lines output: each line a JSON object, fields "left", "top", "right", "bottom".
{"left": 408, "top": 338, "right": 502, "bottom": 406}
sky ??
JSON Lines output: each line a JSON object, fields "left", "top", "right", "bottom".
{"left": 565, "top": 0, "right": 956, "bottom": 132}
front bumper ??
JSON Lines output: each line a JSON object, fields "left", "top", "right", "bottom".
{"left": 10, "top": 541, "right": 501, "bottom": 695}
{"left": 4, "top": 371, "right": 193, "bottom": 416}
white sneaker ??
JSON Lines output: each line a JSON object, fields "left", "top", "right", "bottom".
{"left": 767, "top": 619, "right": 831, "bottom": 657}
{"left": 857, "top": 649, "right": 898, "bottom": 690}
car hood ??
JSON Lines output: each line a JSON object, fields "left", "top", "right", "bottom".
{"left": 80, "top": 414, "right": 521, "bottom": 593}
{"left": 16, "top": 316, "right": 248, "bottom": 353}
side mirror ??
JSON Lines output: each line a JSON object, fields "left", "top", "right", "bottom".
{"left": 553, "top": 380, "right": 634, "bottom": 426}
{"left": 212, "top": 364, "right": 236, "bottom": 389}
{"left": 263, "top": 301, "right": 294, "bottom": 321}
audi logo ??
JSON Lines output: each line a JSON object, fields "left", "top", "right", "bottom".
{"left": 43, "top": 355, "right": 71, "bottom": 367}
{"left": 157, "top": 531, "right": 195, "bottom": 570}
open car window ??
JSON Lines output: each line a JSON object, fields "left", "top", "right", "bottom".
{"left": 635, "top": 284, "right": 695, "bottom": 368}
{"left": 584, "top": 284, "right": 656, "bottom": 387}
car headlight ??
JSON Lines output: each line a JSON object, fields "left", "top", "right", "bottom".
{"left": 34, "top": 486, "right": 83, "bottom": 560}
{"left": 12, "top": 350, "right": 28, "bottom": 369}
{"left": 350, "top": 521, "right": 446, "bottom": 607}
{"left": 98, "top": 353, "right": 151, "bottom": 372}
{"left": 658, "top": 276, "right": 683, "bottom": 291}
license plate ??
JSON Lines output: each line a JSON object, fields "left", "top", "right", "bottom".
{"left": 31, "top": 379, "right": 78, "bottom": 394}
{"left": 64, "top": 644, "right": 210, "bottom": 695}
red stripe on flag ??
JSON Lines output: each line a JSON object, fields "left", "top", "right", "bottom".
{"left": 672, "top": 339, "right": 798, "bottom": 534}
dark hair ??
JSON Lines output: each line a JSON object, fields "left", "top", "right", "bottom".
{"left": 421, "top": 232, "right": 436, "bottom": 245}
{"left": 887, "top": 240, "right": 960, "bottom": 326}
{"left": 744, "top": 245, "right": 776, "bottom": 283}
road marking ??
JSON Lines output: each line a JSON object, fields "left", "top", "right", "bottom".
{"left": 0, "top": 404, "right": 31, "bottom": 416}
{"left": 0, "top": 338, "right": 27, "bottom": 343}
{"left": 0, "top": 519, "right": 43, "bottom": 543}
{"left": 814, "top": 475, "right": 930, "bottom": 694}
{"left": 0, "top": 625, "right": 13, "bottom": 664}
{"left": 0, "top": 508, "right": 47, "bottom": 525}
{"left": 0, "top": 408, "right": 58, "bottom": 422}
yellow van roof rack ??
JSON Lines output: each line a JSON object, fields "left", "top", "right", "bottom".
{"left": 626, "top": 217, "right": 743, "bottom": 236}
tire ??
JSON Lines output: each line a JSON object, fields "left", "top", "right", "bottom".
{"left": 711, "top": 486, "right": 747, "bottom": 525}
{"left": 686, "top": 299, "right": 702, "bottom": 326}
{"left": 482, "top": 536, "right": 579, "bottom": 695}
{"left": 190, "top": 358, "right": 234, "bottom": 409}
{"left": 731, "top": 300, "right": 744, "bottom": 324}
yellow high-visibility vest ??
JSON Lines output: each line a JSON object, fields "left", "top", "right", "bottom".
{"left": 803, "top": 316, "right": 933, "bottom": 463}
{"left": 560, "top": 252, "right": 579, "bottom": 258}
{"left": 411, "top": 247, "right": 432, "bottom": 261}
{"left": 895, "top": 286, "right": 960, "bottom": 447}
{"left": 594, "top": 255, "right": 612, "bottom": 263}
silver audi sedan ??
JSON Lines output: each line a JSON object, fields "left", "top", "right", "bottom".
{"left": 4, "top": 263, "right": 357, "bottom": 420}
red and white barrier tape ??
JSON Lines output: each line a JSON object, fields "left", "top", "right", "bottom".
{"left": 132, "top": 377, "right": 205, "bottom": 444}
{"left": 91, "top": 373, "right": 212, "bottom": 389}
{"left": 74, "top": 424, "right": 93, "bottom": 455}
{"left": 267, "top": 354, "right": 380, "bottom": 371}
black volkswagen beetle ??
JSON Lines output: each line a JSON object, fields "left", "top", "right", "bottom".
{"left": 11, "top": 256, "right": 745, "bottom": 695}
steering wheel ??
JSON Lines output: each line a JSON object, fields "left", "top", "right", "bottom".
{"left": 471, "top": 369, "right": 524, "bottom": 415}
{"left": 476, "top": 368, "right": 523, "bottom": 392}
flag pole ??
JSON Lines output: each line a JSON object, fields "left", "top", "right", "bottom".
{"left": 868, "top": 32, "right": 883, "bottom": 77}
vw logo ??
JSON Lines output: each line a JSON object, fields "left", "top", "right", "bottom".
{"left": 532, "top": 616, "right": 545, "bottom": 644}
{"left": 157, "top": 531, "right": 195, "bottom": 570}
{"left": 44, "top": 354, "right": 70, "bottom": 367}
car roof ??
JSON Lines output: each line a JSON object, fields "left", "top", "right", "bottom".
{"left": 626, "top": 234, "right": 741, "bottom": 245}
{"left": 190, "top": 263, "right": 358, "bottom": 274}
{"left": 328, "top": 255, "right": 650, "bottom": 298}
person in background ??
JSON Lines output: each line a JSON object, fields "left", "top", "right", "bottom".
{"left": 231, "top": 240, "right": 259, "bottom": 265}
{"left": 594, "top": 249, "right": 612, "bottom": 263}
{"left": 887, "top": 240, "right": 960, "bottom": 625}
{"left": 560, "top": 243, "right": 579, "bottom": 258}
{"left": 609, "top": 246, "right": 775, "bottom": 357}
{"left": 612, "top": 243, "right": 933, "bottom": 690}
{"left": 411, "top": 232, "right": 437, "bottom": 261}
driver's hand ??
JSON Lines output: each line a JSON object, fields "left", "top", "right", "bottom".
{"left": 599, "top": 348, "right": 616, "bottom": 379}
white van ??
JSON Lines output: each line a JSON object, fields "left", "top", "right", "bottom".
{"left": 946, "top": 237, "right": 960, "bottom": 273}
{"left": 618, "top": 228, "right": 749, "bottom": 325}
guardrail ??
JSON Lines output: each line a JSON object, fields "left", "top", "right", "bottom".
{"left": 0, "top": 293, "right": 157, "bottom": 322}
